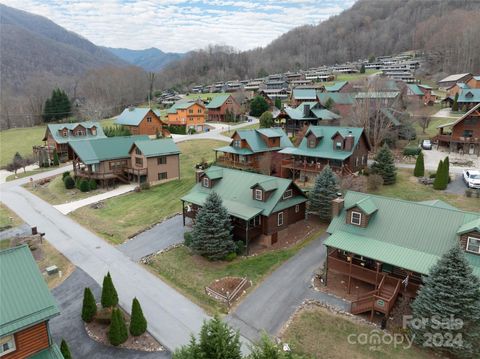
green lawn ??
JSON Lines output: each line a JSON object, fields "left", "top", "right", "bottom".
{"left": 221, "top": 122, "right": 259, "bottom": 136}
{"left": 69, "top": 140, "right": 224, "bottom": 244}
{"left": 0, "top": 126, "right": 46, "bottom": 167}
{"left": 147, "top": 227, "right": 325, "bottom": 314}
{"left": 411, "top": 117, "right": 454, "bottom": 142}
{"left": 6, "top": 167, "right": 64, "bottom": 182}
{"left": 282, "top": 305, "right": 435, "bottom": 359}
{"left": 0, "top": 203, "right": 22, "bottom": 229}
{"left": 335, "top": 69, "right": 380, "bottom": 82}
{"left": 373, "top": 169, "right": 479, "bottom": 212}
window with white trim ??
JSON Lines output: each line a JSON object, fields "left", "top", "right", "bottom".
{"left": 0, "top": 335, "right": 16, "bottom": 356}
{"left": 335, "top": 141, "right": 343, "bottom": 150}
{"left": 466, "top": 237, "right": 480, "bottom": 254}
{"left": 233, "top": 140, "right": 241, "bottom": 148}
{"left": 283, "top": 189, "right": 293, "bottom": 199}
{"left": 254, "top": 189, "right": 263, "bottom": 201}
{"left": 277, "top": 212, "right": 284, "bottom": 226}
{"left": 351, "top": 211, "right": 362, "bottom": 226}
{"left": 295, "top": 204, "right": 300, "bottom": 213}
{"left": 202, "top": 177, "right": 210, "bottom": 188}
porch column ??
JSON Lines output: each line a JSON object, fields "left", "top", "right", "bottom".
{"left": 245, "top": 220, "right": 249, "bottom": 256}
{"left": 182, "top": 200, "right": 185, "bottom": 226}
{"left": 347, "top": 253, "right": 353, "bottom": 294}
{"left": 375, "top": 262, "right": 382, "bottom": 289}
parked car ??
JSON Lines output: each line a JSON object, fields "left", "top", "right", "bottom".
{"left": 421, "top": 139, "right": 432, "bottom": 150}
{"left": 463, "top": 169, "right": 480, "bottom": 189}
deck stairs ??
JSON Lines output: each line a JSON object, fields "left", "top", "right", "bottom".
{"left": 351, "top": 275, "right": 401, "bottom": 315}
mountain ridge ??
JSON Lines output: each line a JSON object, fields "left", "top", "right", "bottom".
{"left": 103, "top": 47, "right": 184, "bottom": 72}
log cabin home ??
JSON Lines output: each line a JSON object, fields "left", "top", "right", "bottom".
{"left": 323, "top": 81, "right": 352, "bottom": 93}
{"left": 324, "top": 192, "right": 480, "bottom": 320}
{"left": 290, "top": 88, "right": 317, "bottom": 107}
{"left": 433, "top": 103, "right": 480, "bottom": 156}
{"left": 167, "top": 100, "right": 206, "bottom": 133}
{"left": 205, "top": 94, "right": 242, "bottom": 122}
{"left": 354, "top": 91, "right": 400, "bottom": 107}
{"left": 445, "top": 82, "right": 470, "bottom": 98}
{"left": 38, "top": 122, "right": 106, "bottom": 162}
{"left": 466, "top": 75, "right": 480, "bottom": 89}
{"left": 438, "top": 73, "right": 473, "bottom": 90}
{"left": 69, "top": 136, "right": 180, "bottom": 186}
{"left": 0, "top": 245, "right": 64, "bottom": 359}
{"left": 316, "top": 93, "right": 355, "bottom": 119}
{"left": 443, "top": 88, "right": 480, "bottom": 111}
{"left": 181, "top": 166, "right": 307, "bottom": 252}
{"left": 115, "top": 107, "right": 169, "bottom": 136}
{"left": 214, "top": 128, "right": 292, "bottom": 175}
{"left": 279, "top": 102, "right": 340, "bottom": 136}
{"left": 406, "top": 84, "right": 437, "bottom": 105}
{"left": 279, "top": 125, "right": 370, "bottom": 181}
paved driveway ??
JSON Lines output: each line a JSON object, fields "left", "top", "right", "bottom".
{"left": 445, "top": 173, "right": 468, "bottom": 195}
{"left": 51, "top": 268, "right": 170, "bottom": 359}
{"left": 118, "top": 215, "right": 190, "bottom": 261}
{"left": 227, "top": 234, "right": 350, "bottom": 342}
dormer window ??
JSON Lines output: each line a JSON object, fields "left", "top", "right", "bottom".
{"left": 283, "top": 189, "right": 292, "bottom": 199}
{"left": 91, "top": 127, "right": 97, "bottom": 136}
{"left": 351, "top": 211, "right": 362, "bottom": 226}
{"left": 254, "top": 189, "right": 263, "bottom": 201}
{"left": 466, "top": 237, "right": 480, "bottom": 254}
{"left": 335, "top": 141, "right": 343, "bottom": 150}
{"left": 308, "top": 140, "right": 316, "bottom": 148}
{"left": 135, "top": 148, "right": 142, "bottom": 155}
{"left": 203, "top": 177, "right": 210, "bottom": 188}
{"left": 233, "top": 140, "right": 241, "bottom": 148}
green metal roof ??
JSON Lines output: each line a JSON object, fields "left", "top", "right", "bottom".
{"left": 324, "top": 81, "right": 348, "bottom": 92}
{"left": 205, "top": 94, "right": 231, "bottom": 109}
{"left": 326, "top": 191, "right": 480, "bottom": 276}
{"left": 0, "top": 245, "right": 60, "bottom": 337}
{"left": 44, "top": 122, "right": 106, "bottom": 144}
{"left": 253, "top": 178, "right": 278, "bottom": 192}
{"left": 279, "top": 125, "right": 365, "bottom": 161}
{"left": 457, "top": 218, "right": 480, "bottom": 235}
{"left": 453, "top": 89, "right": 480, "bottom": 103}
{"left": 29, "top": 344, "right": 64, "bottom": 359}
{"left": 181, "top": 166, "right": 307, "bottom": 220}
{"left": 316, "top": 92, "right": 355, "bottom": 105}
{"left": 131, "top": 138, "right": 180, "bottom": 158}
{"left": 355, "top": 92, "right": 400, "bottom": 99}
{"left": 115, "top": 107, "right": 159, "bottom": 126}
{"left": 379, "top": 108, "right": 408, "bottom": 127}
{"left": 419, "top": 199, "right": 458, "bottom": 210}
{"left": 69, "top": 135, "right": 149, "bottom": 165}
{"left": 407, "top": 84, "right": 424, "bottom": 96}
{"left": 167, "top": 99, "right": 204, "bottom": 114}
{"left": 285, "top": 102, "right": 340, "bottom": 121}
{"left": 292, "top": 88, "right": 317, "bottom": 100}
{"left": 215, "top": 128, "right": 292, "bottom": 155}
{"left": 205, "top": 168, "right": 223, "bottom": 180}
{"left": 346, "top": 197, "right": 378, "bottom": 215}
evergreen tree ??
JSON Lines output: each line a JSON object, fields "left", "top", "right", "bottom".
{"left": 371, "top": 144, "right": 396, "bottom": 185}
{"left": 324, "top": 97, "right": 334, "bottom": 110}
{"left": 198, "top": 316, "right": 242, "bottom": 359}
{"left": 309, "top": 166, "right": 339, "bottom": 220}
{"left": 60, "top": 339, "right": 72, "bottom": 359}
{"left": 274, "top": 97, "right": 282, "bottom": 110}
{"left": 259, "top": 111, "right": 274, "bottom": 128}
{"left": 360, "top": 64, "right": 366, "bottom": 73}
{"left": 81, "top": 287, "right": 97, "bottom": 322}
{"left": 249, "top": 333, "right": 304, "bottom": 359}
{"left": 249, "top": 96, "right": 269, "bottom": 117}
{"left": 53, "top": 150, "right": 60, "bottom": 166}
{"left": 433, "top": 160, "right": 447, "bottom": 190}
{"left": 191, "top": 192, "right": 234, "bottom": 260}
{"left": 129, "top": 297, "right": 147, "bottom": 336}
{"left": 109, "top": 308, "right": 128, "bottom": 346}
{"left": 43, "top": 88, "right": 72, "bottom": 122}
{"left": 410, "top": 245, "right": 480, "bottom": 358}
{"left": 444, "top": 156, "right": 450, "bottom": 183}
{"left": 173, "top": 337, "right": 202, "bottom": 359}
{"left": 101, "top": 272, "right": 119, "bottom": 308}
{"left": 413, "top": 151, "right": 425, "bottom": 177}
{"left": 452, "top": 92, "right": 459, "bottom": 111}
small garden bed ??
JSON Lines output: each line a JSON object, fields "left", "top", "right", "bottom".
{"left": 206, "top": 276, "right": 251, "bottom": 307}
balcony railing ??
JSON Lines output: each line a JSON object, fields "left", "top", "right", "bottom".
{"left": 216, "top": 156, "right": 258, "bottom": 169}
{"left": 434, "top": 134, "right": 480, "bottom": 143}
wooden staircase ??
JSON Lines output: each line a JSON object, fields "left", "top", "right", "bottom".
{"left": 116, "top": 173, "right": 130, "bottom": 184}
{"left": 351, "top": 275, "right": 401, "bottom": 317}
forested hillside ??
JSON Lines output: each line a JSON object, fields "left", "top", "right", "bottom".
{"left": 157, "top": 0, "right": 480, "bottom": 88}
{"left": 104, "top": 47, "right": 184, "bottom": 72}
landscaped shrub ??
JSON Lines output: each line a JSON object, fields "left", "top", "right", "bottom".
{"left": 81, "top": 287, "right": 97, "bottom": 323}
{"left": 75, "top": 177, "right": 81, "bottom": 189}
{"left": 62, "top": 171, "right": 70, "bottom": 179}
{"left": 224, "top": 252, "right": 237, "bottom": 262}
{"left": 63, "top": 176, "right": 75, "bottom": 189}
{"left": 403, "top": 147, "right": 421, "bottom": 157}
{"left": 465, "top": 189, "right": 473, "bottom": 197}
{"left": 433, "top": 160, "right": 448, "bottom": 190}
{"left": 129, "top": 298, "right": 147, "bottom": 336}
{"left": 140, "top": 182, "right": 150, "bottom": 191}
{"left": 60, "top": 339, "right": 72, "bottom": 359}
{"left": 413, "top": 152, "right": 424, "bottom": 177}
{"left": 89, "top": 179, "right": 97, "bottom": 190}
{"left": 79, "top": 180, "right": 90, "bottom": 192}
{"left": 234, "top": 241, "right": 246, "bottom": 256}
{"left": 367, "top": 174, "right": 384, "bottom": 191}
{"left": 371, "top": 144, "right": 396, "bottom": 185}
{"left": 101, "top": 272, "right": 119, "bottom": 308}
{"left": 184, "top": 232, "right": 193, "bottom": 247}
{"left": 108, "top": 308, "right": 128, "bottom": 346}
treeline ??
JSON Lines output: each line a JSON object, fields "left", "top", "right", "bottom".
{"left": 156, "top": 0, "right": 480, "bottom": 89}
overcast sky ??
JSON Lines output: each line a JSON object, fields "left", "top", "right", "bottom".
{"left": 3, "top": 0, "right": 354, "bottom": 53}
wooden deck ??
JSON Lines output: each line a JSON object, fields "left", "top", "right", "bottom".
{"left": 216, "top": 157, "right": 258, "bottom": 170}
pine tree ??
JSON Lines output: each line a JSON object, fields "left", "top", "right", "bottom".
{"left": 413, "top": 151, "right": 425, "bottom": 177}
{"left": 81, "top": 287, "right": 97, "bottom": 322}
{"left": 360, "top": 64, "right": 366, "bottom": 73}
{"left": 101, "top": 272, "right": 119, "bottom": 308}
{"left": 60, "top": 339, "right": 72, "bottom": 359}
{"left": 371, "top": 144, "right": 397, "bottom": 185}
{"left": 129, "top": 297, "right": 147, "bottom": 336}
{"left": 191, "top": 192, "right": 235, "bottom": 260}
{"left": 410, "top": 245, "right": 480, "bottom": 358}
{"left": 452, "top": 92, "right": 459, "bottom": 111}
{"left": 53, "top": 150, "right": 60, "bottom": 166}
{"left": 444, "top": 156, "right": 450, "bottom": 183}
{"left": 198, "top": 316, "right": 242, "bottom": 359}
{"left": 274, "top": 97, "right": 282, "bottom": 110}
{"left": 433, "top": 160, "right": 447, "bottom": 190}
{"left": 249, "top": 96, "right": 269, "bottom": 117}
{"left": 109, "top": 308, "right": 128, "bottom": 346}
{"left": 309, "top": 166, "right": 339, "bottom": 220}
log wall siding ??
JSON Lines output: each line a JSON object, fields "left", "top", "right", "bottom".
{"left": 263, "top": 202, "right": 306, "bottom": 235}
{"left": 4, "top": 322, "right": 50, "bottom": 359}
{"left": 146, "top": 155, "right": 180, "bottom": 184}
{"left": 345, "top": 207, "right": 370, "bottom": 227}
{"left": 459, "top": 231, "right": 480, "bottom": 253}
{"left": 346, "top": 134, "right": 370, "bottom": 172}
{"left": 127, "top": 109, "right": 165, "bottom": 136}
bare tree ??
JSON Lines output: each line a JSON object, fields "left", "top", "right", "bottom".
{"left": 258, "top": 152, "right": 273, "bottom": 175}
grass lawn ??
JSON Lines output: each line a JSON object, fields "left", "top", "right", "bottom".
{"left": 147, "top": 227, "right": 326, "bottom": 314}
{"left": 221, "top": 122, "right": 260, "bottom": 136}
{"left": 335, "top": 69, "right": 380, "bottom": 82}
{"left": 0, "top": 126, "right": 46, "bottom": 167}
{"left": 372, "top": 169, "right": 479, "bottom": 212}
{"left": 69, "top": 140, "right": 224, "bottom": 244}
{"left": 0, "top": 203, "right": 22, "bottom": 229}
{"left": 282, "top": 305, "right": 435, "bottom": 359}
{"left": 411, "top": 117, "right": 454, "bottom": 142}
{"left": 26, "top": 175, "right": 108, "bottom": 205}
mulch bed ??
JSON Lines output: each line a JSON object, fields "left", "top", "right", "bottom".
{"left": 206, "top": 276, "right": 251, "bottom": 304}
{"left": 84, "top": 306, "right": 163, "bottom": 352}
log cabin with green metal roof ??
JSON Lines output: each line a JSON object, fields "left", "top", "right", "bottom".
{"left": 114, "top": 107, "right": 169, "bottom": 136}
{"left": 205, "top": 94, "right": 242, "bottom": 122}
{"left": 0, "top": 245, "right": 64, "bottom": 359}
{"left": 181, "top": 166, "right": 307, "bottom": 250}
{"left": 324, "top": 191, "right": 480, "bottom": 320}
{"left": 214, "top": 128, "right": 292, "bottom": 175}
{"left": 279, "top": 125, "right": 370, "bottom": 182}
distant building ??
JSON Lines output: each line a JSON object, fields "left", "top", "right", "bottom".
{"left": 406, "top": 84, "right": 437, "bottom": 105}
{"left": 438, "top": 73, "right": 473, "bottom": 90}
{"left": 316, "top": 93, "right": 355, "bottom": 119}
{"left": 167, "top": 100, "right": 207, "bottom": 132}
{"left": 323, "top": 81, "right": 352, "bottom": 93}
{"left": 0, "top": 244, "right": 65, "bottom": 359}
{"left": 279, "top": 102, "right": 340, "bottom": 136}
{"left": 205, "top": 94, "right": 242, "bottom": 122}
{"left": 444, "top": 89, "right": 480, "bottom": 111}
{"left": 115, "top": 107, "right": 169, "bottom": 136}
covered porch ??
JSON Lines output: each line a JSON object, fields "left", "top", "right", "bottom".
{"left": 215, "top": 152, "right": 258, "bottom": 170}
{"left": 280, "top": 156, "right": 348, "bottom": 182}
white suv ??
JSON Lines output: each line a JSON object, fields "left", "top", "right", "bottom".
{"left": 463, "top": 169, "right": 480, "bottom": 189}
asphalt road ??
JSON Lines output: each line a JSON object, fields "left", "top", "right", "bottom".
{"left": 445, "top": 173, "right": 468, "bottom": 195}
{"left": 51, "top": 268, "right": 170, "bottom": 359}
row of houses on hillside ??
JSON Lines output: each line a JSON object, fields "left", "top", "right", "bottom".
{"left": 438, "top": 73, "right": 480, "bottom": 111}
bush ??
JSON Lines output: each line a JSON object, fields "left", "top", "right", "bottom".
{"left": 361, "top": 167, "right": 370, "bottom": 176}
{"left": 81, "top": 287, "right": 97, "bottom": 323}
{"left": 62, "top": 171, "right": 70, "bottom": 179}
{"left": 89, "top": 179, "right": 97, "bottom": 190}
{"left": 367, "top": 174, "right": 384, "bottom": 191}
{"left": 60, "top": 339, "right": 72, "bottom": 359}
{"left": 234, "top": 241, "right": 246, "bottom": 256}
{"left": 108, "top": 308, "right": 128, "bottom": 346}
{"left": 129, "top": 298, "right": 147, "bottom": 336}
{"left": 63, "top": 176, "right": 75, "bottom": 189}
{"left": 79, "top": 180, "right": 90, "bottom": 192}
{"left": 184, "top": 232, "right": 193, "bottom": 247}
{"left": 75, "top": 177, "right": 81, "bottom": 189}
{"left": 403, "top": 147, "right": 421, "bottom": 156}
{"left": 429, "top": 173, "right": 436, "bottom": 178}
{"left": 140, "top": 182, "right": 150, "bottom": 191}
{"left": 224, "top": 252, "right": 237, "bottom": 262}
{"left": 101, "top": 272, "right": 119, "bottom": 308}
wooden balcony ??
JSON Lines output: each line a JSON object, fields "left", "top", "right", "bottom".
{"left": 433, "top": 134, "right": 480, "bottom": 144}
{"left": 216, "top": 156, "right": 258, "bottom": 170}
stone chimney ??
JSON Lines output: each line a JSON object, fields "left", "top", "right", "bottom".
{"left": 331, "top": 196, "right": 344, "bottom": 218}
{"left": 344, "top": 131, "right": 354, "bottom": 151}
{"left": 303, "top": 104, "right": 310, "bottom": 117}
{"left": 195, "top": 169, "right": 205, "bottom": 183}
